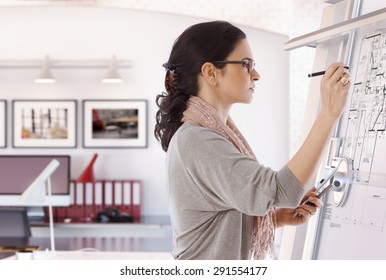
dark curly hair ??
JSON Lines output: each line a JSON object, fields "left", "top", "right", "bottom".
{"left": 154, "top": 21, "right": 246, "bottom": 152}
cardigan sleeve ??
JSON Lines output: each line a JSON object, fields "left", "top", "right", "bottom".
{"left": 174, "top": 124, "right": 306, "bottom": 216}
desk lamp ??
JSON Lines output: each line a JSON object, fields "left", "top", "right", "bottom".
{"left": 19, "top": 159, "right": 60, "bottom": 254}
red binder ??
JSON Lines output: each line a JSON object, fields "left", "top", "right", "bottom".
{"left": 66, "top": 181, "right": 78, "bottom": 220}
{"left": 93, "top": 181, "right": 104, "bottom": 215}
{"left": 83, "top": 182, "right": 94, "bottom": 222}
{"left": 132, "top": 180, "right": 142, "bottom": 218}
{"left": 103, "top": 181, "right": 113, "bottom": 209}
{"left": 113, "top": 181, "right": 124, "bottom": 212}
{"left": 75, "top": 182, "right": 85, "bottom": 221}
{"left": 122, "top": 181, "right": 132, "bottom": 215}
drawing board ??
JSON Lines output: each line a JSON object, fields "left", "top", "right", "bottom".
{"left": 280, "top": 0, "right": 386, "bottom": 259}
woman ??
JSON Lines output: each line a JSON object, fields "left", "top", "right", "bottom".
{"left": 155, "top": 21, "right": 350, "bottom": 260}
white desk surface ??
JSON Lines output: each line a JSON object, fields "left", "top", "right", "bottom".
{"left": 30, "top": 215, "right": 172, "bottom": 238}
{"left": 5, "top": 250, "right": 174, "bottom": 260}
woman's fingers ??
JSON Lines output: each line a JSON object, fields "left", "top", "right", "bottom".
{"left": 320, "top": 62, "right": 351, "bottom": 119}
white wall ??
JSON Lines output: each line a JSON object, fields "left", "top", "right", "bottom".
{"left": 0, "top": 6, "right": 288, "bottom": 215}
{"left": 0, "top": 0, "right": 327, "bottom": 158}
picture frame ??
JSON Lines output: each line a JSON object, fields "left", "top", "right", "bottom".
{"left": 83, "top": 99, "right": 147, "bottom": 148}
{"left": 0, "top": 100, "right": 6, "bottom": 148}
{"left": 12, "top": 100, "right": 77, "bottom": 148}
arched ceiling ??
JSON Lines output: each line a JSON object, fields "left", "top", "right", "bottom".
{"left": 0, "top": 0, "right": 327, "bottom": 35}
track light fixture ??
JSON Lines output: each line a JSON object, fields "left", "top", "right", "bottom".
{"left": 0, "top": 55, "right": 131, "bottom": 83}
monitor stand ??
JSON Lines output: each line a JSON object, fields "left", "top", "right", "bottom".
{"left": 27, "top": 207, "right": 45, "bottom": 222}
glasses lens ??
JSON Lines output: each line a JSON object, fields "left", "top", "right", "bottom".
{"left": 248, "top": 60, "right": 255, "bottom": 73}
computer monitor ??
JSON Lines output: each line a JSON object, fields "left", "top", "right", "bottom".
{"left": 0, "top": 208, "right": 31, "bottom": 247}
{"left": 0, "top": 155, "right": 71, "bottom": 206}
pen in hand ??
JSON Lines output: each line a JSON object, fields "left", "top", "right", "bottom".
{"left": 308, "top": 66, "right": 350, "bottom": 77}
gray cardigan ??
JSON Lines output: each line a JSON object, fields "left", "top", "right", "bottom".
{"left": 166, "top": 123, "right": 305, "bottom": 259}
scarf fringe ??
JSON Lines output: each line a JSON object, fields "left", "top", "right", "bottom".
{"left": 251, "top": 210, "right": 276, "bottom": 260}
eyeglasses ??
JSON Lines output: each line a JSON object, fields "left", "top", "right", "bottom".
{"left": 212, "top": 58, "right": 255, "bottom": 74}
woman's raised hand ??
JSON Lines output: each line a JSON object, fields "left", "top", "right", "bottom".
{"left": 320, "top": 62, "right": 351, "bottom": 120}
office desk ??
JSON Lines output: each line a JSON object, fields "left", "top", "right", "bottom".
{"left": 1, "top": 216, "right": 172, "bottom": 260}
{"left": 1, "top": 236, "right": 172, "bottom": 260}
{"left": 4, "top": 250, "right": 173, "bottom": 260}
{"left": 31, "top": 215, "right": 172, "bottom": 238}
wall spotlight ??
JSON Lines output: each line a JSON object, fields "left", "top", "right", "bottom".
{"left": 35, "top": 55, "right": 56, "bottom": 84}
{"left": 102, "top": 55, "right": 123, "bottom": 83}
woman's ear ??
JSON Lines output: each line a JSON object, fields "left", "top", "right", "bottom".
{"left": 200, "top": 62, "right": 218, "bottom": 87}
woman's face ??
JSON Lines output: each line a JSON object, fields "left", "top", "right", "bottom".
{"left": 216, "top": 39, "right": 260, "bottom": 105}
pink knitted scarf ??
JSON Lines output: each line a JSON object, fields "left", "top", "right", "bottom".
{"left": 182, "top": 95, "right": 275, "bottom": 260}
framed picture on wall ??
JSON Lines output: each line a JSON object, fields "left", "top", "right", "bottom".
{"left": 83, "top": 99, "right": 147, "bottom": 148}
{"left": 12, "top": 100, "right": 77, "bottom": 148}
{"left": 0, "top": 100, "right": 6, "bottom": 148}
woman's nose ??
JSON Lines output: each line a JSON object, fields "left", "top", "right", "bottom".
{"left": 251, "top": 69, "right": 260, "bottom": 81}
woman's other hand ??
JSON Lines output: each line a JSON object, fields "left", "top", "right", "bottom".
{"left": 275, "top": 187, "right": 323, "bottom": 227}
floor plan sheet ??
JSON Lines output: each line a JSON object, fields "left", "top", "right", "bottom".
{"left": 314, "top": 26, "right": 386, "bottom": 260}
